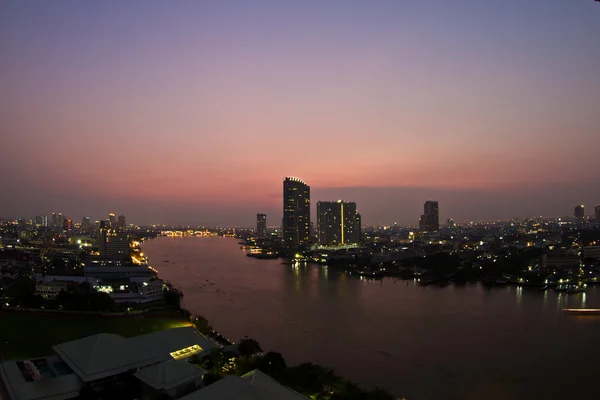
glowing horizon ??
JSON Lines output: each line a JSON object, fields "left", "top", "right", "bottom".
{"left": 1, "top": 1, "right": 599, "bottom": 225}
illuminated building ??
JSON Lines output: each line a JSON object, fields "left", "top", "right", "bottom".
{"left": 109, "top": 213, "right": 116, "bottom": 228}
{"left": 575, "top": 205, "right": 584, "bottom": 228}
{"left": 256, "top": 213, "right": 267, "bottom": 237}
{"left": 316, "top": 200, "right": 361, "bottom": 246}
{"left": 283, "top": 177, "right": 310, "bottom": 248}
{"left": 51, "top": 212, "right": 57, "bottom": 227}
{"left": 421, "top": 201, "right": 439, "bottom": 232}
{"left": 63, "top": 219, "right": 73, "bottom": 231}
{"left": 446, "top": 218, "right": 455, "bottom": 229}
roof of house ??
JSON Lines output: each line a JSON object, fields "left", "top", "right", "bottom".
{"left": 0, "top": 361, "right": 82, "bottom": 400}
{"left": 52, "top": 333, "right": 157, "bottom": 382}
{"left": 51, "top": 327, "right": 217, "bottom": 383}
{"left": 179, "top": 370, "right": 309, "bottom": 400}
{"left": 134, "top": 359, "right": 205, "bottom": 391}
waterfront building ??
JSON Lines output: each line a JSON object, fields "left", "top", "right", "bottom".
{"left": 283, "top": 177, "right": 310, "bottom": 248}
{"left": 316, "top": 200, "right": 361, "bottom": 246}
{"left": 98, "top": 229, "right": 131, "bottom": 260}
{"left": 575, "top": 205, "right": 585, "bottom": 228}
{"left": 256, "top": 213, "right": 267, "bottom": 237}
{"left": 421, "top": 201, "right": 440, "bottom": 232}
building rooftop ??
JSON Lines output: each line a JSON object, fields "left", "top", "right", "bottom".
{"left": 52, "top": 333, "right": 156, "bottom": 383}
{"left": 134, "top": 359, "right": 205, "bottom": 391}
{"left": 0, "top": 360, "right": 82, "bottom": 400}
{"left": 179, "top": 369, "right": 309, "bottom": 400}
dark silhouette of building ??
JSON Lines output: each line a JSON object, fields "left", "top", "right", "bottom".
{"left": 420, "top": 201, "right": 439, "bottom": 232}
{"left": 118, "top": 214, "right": 127, "bottom": 231}
{"left": 316, "top": 200, "right": 361, "bottom": 246}
{"left": 283, "top": 177, "right": 310, "bottom": 248}
{"left": 256, "top": 213, "right": 267, "bottom": 237}
{"left": 595, "top": 205, "right": 600, "bottom": 223}
{"left": 575, "top": 205, "right": 585, "bottom": 228}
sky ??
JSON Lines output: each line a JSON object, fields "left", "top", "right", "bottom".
{"left": 1, "top": 0, "right": 599, "bottom": 226}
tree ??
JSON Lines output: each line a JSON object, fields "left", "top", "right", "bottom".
{"left": 255, "top": 352, "right": 287, "bottom": 377}
{"left": 238, "top": 337, "right": 262, "bottom": 357}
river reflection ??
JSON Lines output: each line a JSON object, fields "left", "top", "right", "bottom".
{"left": 144, "top": 236, "right": 600, "bottom": 400}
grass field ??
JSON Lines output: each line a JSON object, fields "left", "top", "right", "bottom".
{"left": 0, "top": 310, "right": 191, "bottom": 361}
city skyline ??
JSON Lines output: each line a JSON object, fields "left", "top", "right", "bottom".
{"left": 2, "top": 1, "right": 600, "bottom": 226}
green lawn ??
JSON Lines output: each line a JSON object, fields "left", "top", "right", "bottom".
{"left": 0, "top": 310, "right": 191, "bottom": 361}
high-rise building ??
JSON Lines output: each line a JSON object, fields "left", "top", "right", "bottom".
{"left": 316, "top": 200, "right": 361, "bottom": 246}
{"left": 63, "top": 219, "right": 73, "bottom": 231}
{"left": 34, "top": 215, "right": 48, "bottom": 227}
{"left": 117, "top": 215, "right": 126, "bottom": 231}
{"left": 283, "top": 177, "right": 310, "bottom": 248}
{"left": 256, "top": 214, "right": 267, "bottom": 237}
{"left": 446, "top": 218, "right": 455, "bottom": 229}
{"left": 575, "top": 205, "right": 585, "bottom": 228}
{"left": 57, "top": 213, "right": 65, "bottom": 230}
{"left": 421, "top": 201, "right": 439, "bottom": 232}
{"left": 109, "top": 213, "right": 116, "bottom": 229}
{"left": 98, "top": 225, "right": 131, "bottom": 260}
{"left": 51, "top": 213, "right": 57, "bottom": 227}
{"left": 81, "top": 216, "right": 91, "bottom": 232}
{"left": 595, "top": 205, "right": 600, "bottom": 223}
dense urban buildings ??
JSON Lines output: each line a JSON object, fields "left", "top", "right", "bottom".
{"left": 282, "top": 177, "right": 311, "bottom": 248}
{"left": 316, "top": 200, "right": 361, "bottom": 246}
{"left": 256, "top": 213, "right": 267, "bottom": 237}
{"left": 420, "top": 200, "right": 440, "bottom": 233}
{"left": 575, "top": 205, "right": 585, "bottom": 228}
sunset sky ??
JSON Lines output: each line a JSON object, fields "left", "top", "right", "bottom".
{"left": 2, "top": 0, "right": 599, "bottom": 226}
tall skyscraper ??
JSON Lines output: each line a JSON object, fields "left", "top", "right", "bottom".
{"left": 316, "top": 200, "right": 361, "bottom": 246}
{"left": 595, "top": 205, "right": 600, "bottom": 223}
{"left": 256, "top": 214, "right": 267, "bottom": 237}
{"left": 51, "top": 213, "right": 57, "bottom": 227}
{"left": 575, "top": 205, "right": 585, "bottom": 228}
{"left": 283, "top": 177, "right": 310, "bottom": 248}
{"left": 117, "top": 215, "right": 127, "bottom": 231}
{"left": 109, "top": 213, "right": 116, "bottom": 228}
{"left": 57, "top": 213, "right": 65, "bottom": 230}
{"left": 421, "top": 201, "right": 440, "bottom": 232}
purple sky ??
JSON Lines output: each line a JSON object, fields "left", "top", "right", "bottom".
{"left": 1, "top": 1, "right": 599, "bottom": 226}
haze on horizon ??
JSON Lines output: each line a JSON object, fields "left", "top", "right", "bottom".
{"left": 1, "top": 0, "right": 599, "bottom": 227}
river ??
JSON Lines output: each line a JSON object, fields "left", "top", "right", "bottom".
{"left": 143, "top": 236, "right": 600, "bottom": 400}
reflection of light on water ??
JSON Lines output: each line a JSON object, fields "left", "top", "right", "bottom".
{"left": 543, "top": 289, "right": 548, "bottom": 309}
{"left": 581, "top": 292, "right": 586, "bottom": 306}
{"left": 516, "top": 286, "right": 522, "bottom": 305}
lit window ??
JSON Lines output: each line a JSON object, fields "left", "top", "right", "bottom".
{"left": 170, "top": 344, "right": 203, "bottom": 360}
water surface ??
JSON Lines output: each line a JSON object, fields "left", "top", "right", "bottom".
{"left": 143, "top": 236, "right": 600, "bottom": 400}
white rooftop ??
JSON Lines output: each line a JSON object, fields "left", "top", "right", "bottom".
{"left": 179, "top": 370, "right": 309, "bottom": 400}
